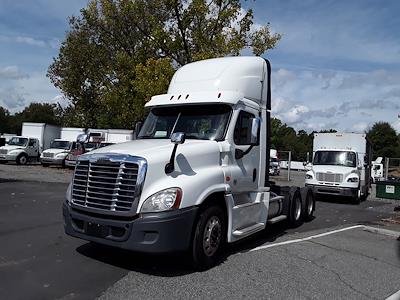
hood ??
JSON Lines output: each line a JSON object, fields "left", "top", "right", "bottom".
{"left": 0, "top": 145, "right": 25, "bottom": 151}
{"left": 43, "top": 148, "right": 69, "bottom": 154}
{"left": 311, "top": 164, "right": 357, "bottom": 176}
{"left": 82, "top": 139, "right": 221, "bottom": 171}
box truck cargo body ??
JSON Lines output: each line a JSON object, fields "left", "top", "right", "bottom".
{"left": 305, "top": 133, "right": 372, "bottom": 203}
{"left": 60, "top": 128, "right": 85, "bottom": 142}
{"left": 63, "top": 57, "right": 315, "bottom": 269}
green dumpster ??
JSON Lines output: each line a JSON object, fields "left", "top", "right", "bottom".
{"left": 376, "top": 181, "right": 400, "bottom": 200}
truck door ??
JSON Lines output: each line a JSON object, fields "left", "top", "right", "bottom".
{"left": 230, "top": 108, "right": 260, "bottom": 195}
{"left": 27, "top": 139, "right": 38, "bottom": 158}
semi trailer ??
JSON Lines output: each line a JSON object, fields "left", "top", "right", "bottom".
{"left": 63, "top": 57, "right": 315, "bottom": 269}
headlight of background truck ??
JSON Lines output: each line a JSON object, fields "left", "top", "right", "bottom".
{"left": 141, "top": 188, "right": 182, "bottom": 213}
{"left": 347, "top": 177, "right": 359, "bottom": 183}
{"left": 305, "top": 173, "right": 313, "bottom": 180}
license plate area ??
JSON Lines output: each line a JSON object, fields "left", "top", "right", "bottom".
{"left": 86, "top": 222, "right": 109, "bottom": 238}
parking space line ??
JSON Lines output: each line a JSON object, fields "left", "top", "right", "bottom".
{"left": 386, "top": 289, "right": 400, "bottom": 300}
{"left": 250, "top": 224, "right": 399, "bottom": 252}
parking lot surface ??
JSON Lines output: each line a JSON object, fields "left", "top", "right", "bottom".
{"left": 0, "top": 165, "right": 399, "bottom": 299}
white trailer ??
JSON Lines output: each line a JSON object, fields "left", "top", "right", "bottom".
{"left": 305, "top": 133, "right": 372, "bottom": 203}
{"left": 63, "top": 57, "right": 315, "bottom": 269}
{"left": 61, "top": 127, "right": 85, "bottom": 142}
{"left": 107, "top": 129, "right": 134, "bottom": 143}
{"left": 21, "top": 122, "right": 60, "bottom": 151}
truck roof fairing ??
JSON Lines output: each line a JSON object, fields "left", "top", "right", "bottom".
{"left": 146, "top": 90, "right": 244, "bottom": 107}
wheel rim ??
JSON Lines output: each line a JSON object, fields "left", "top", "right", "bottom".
{"left": 20, "top": 156, "right": 27, "bottom": 164}
{"left": 294, "top": 197, "right": 301, "bottom": 221}
{"left": 307, "top": 194, "right": 314, "bottom": 215}
{"left": 203, "top": 216, "right": 222, "bottom": 257}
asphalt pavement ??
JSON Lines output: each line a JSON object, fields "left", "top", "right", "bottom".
{"left": 0, "top": 167, "right": 399, "bottom": 299}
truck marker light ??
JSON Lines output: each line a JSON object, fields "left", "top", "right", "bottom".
{"left": 226, "top": 176, "right": 231, "bottom": 182}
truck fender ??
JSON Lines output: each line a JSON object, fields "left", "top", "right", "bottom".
{"left": 195, "top": 183, "right": 231, "bottom": 206}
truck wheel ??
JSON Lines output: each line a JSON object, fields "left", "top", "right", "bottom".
{"left": 288, "top": 192, "right": 303, "bottom": 228}
{"left": 352, "top": 189, "right": 361, "bottom": 205}
{"left": 191, "top": 205, "right": 226, "bottom": 270}
{"left": 303, "top": 190, "right": 315, "bottom": 221}
{"left": 16, "top": 154, "right": 28, "bottom": 165}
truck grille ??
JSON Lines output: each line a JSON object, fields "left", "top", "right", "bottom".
{"left": 71, "top": 155, "right": 146, "bottom": 214}
{"left": 0, "top": 149, "right": 7, "bottom": 154}
{"left": 316, "top": 172, "right": 343, "bottom": 183}
{"left": 43, "top": 152, "right": 54, "bottom": 158}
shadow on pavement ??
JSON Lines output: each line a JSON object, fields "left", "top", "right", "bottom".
{"left": 76, "top": 222, "right": 295, "bottom": 276}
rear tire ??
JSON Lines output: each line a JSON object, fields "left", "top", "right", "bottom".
{"left": 303, "top": 190, "right": 315, "bottom": 221}
{"left": 191, "top": 205, "right": 226, "bottom": 270}
{"left": 288, "top": 192, "right": 303, "bottom": 228}
{"left": 352, "top": 188, "right": 361, "bottom": 205}
{"left": 16, "top": 153, "right": 28, "bottom": 165}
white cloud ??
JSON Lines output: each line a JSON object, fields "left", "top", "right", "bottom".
{"left": 0, "top": 66, "right": 27, "bottom": 79}
{"left": 351, "top": 122, "right": 368, "bottom": 133}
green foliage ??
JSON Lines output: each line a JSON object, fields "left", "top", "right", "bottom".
{"left": 47, "top": 0, "right": 281, "bottom": 128}
{"left": 0, "top": 106, "right": 11, "bottom": 134}
{"left": 367, "top": 122, "right": 400, "bottom": 158}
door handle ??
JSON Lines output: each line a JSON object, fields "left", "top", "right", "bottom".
{"left": 253, "top": 168, "right": 257, "bottom": 182}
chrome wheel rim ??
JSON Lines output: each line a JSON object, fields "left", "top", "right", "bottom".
{"left": 203, "top": 216, "right": 222, "bottom": 257}
{"left": 20, "top": 156, "right": 27, "bottom": 164}
{"left": 294, "top": 197, "right": 301, "bottom": 220}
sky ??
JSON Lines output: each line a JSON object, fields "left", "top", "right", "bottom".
{"left": 0, "top": 0, "right": 399, "bottom": 133}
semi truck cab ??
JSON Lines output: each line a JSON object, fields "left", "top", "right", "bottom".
{"left": 63, "top": 57, "right": 315, "bottom": 268}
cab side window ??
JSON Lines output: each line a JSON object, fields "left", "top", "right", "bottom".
{"left": 28, "top": 139, "right": 36, "bottom": 147}
{"left": 234, "top": 111, "right": 255, "bottom": 145}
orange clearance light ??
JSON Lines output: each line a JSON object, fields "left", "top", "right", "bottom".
{"left": 226, "top": 176, "right": 231, "bottom": 182}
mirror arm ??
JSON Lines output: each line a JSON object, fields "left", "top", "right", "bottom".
{"left": 165, "top": 144, "right": 179, "bottom": 174}
{"left": 235, "top": 145, "right": 254, "bottom": 160}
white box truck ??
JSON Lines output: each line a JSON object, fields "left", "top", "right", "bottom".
{"left": 107, "top": 129, "right": 134, "bottom": 143}
{"left": 40, "top": 127, "right": 86, "bottom": 167}
{"left": 0, "top": 123, "right": 60, "bottom": 165}
{"left": 63, "top": 57, "right": 315, "bottom": 269}
{"left": 305, "top": 133, "right": 372, "bottom": 204}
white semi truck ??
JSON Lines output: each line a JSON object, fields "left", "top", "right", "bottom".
{"left": 63, "top": 57, "right": 315, "bottom": 269}
{"left": 0, "top": 123, "right": 60, "bottom": 165}
{"left": 305, "top": 133, "right": 372, "bottom": 204}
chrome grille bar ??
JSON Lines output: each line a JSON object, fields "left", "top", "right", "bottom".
{"left": 70, "top": 153, "right": 147, "bottom": 215}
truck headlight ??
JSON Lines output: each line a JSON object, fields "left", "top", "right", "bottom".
{"left": 141, "top": 188, "right": 182, "bottom": 213}
{"left": 347, "top": 177, "right": 359, "bottom": 183}
{"left": 305, "top": 174, "right": 313, "bottom": 180}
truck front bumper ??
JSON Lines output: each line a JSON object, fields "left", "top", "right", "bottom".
{"left": 306, "top": 184, "right": 358, "bottom": 197}
{"left": 40, "top": 158, "right": 64, "bottom": 165}
{"left": 0, "top": 154, "right": 17, "bottom": 161}
{"left": 63, "top": 203, "right": 198, "bottom": 253}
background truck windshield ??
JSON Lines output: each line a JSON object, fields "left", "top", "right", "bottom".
{"left": 50, "top": 141, "right": 71, "bottom": 150}
{"left": 138, "top": 104, "right": 232, "bottom": 141}
{"left": 313, "top": 151, "right": 357, "bottom": 167}
{"left": 8, "top": 137, "right": 28, "bottom": 147}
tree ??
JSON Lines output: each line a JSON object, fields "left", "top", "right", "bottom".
{"left": 48, "top": 0, "right": 281, "bottom": 128}
{"left": 0, "top": 106, "right": 11, "bottom": 133}
{"left": 9, "top": 103, "right": 60, "bottom": 134}
{"left": 367, "top": 122, "right": 400, "bottom": 158}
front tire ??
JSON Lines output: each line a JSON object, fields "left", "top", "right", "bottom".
{"left": 191, "top": 205, "right": 226, "bottom": 270}
{"left": 16, "top": 153, "right": 28, "bottom": 165}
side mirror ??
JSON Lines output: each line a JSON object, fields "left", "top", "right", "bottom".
{"left": 171, "top": 132, "right": 185, "bottom": 144}
{"left": 77, "top": 134, "right": 88, "bottom": 143}
{"left": 249, "top": 117, "right": 260, "bottom": 145}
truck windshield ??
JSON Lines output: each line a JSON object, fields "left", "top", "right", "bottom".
{"left": 138, "top": 104, "right": 232, "bottom": 141}
{"left": 8, "top": 137, "right": 28, "bottom": 147}
{"left": 313, "top": 151, "right": 356, "bottom": 167}
{"left": 50, "top": 141, "right": 71, "bottom": 150}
